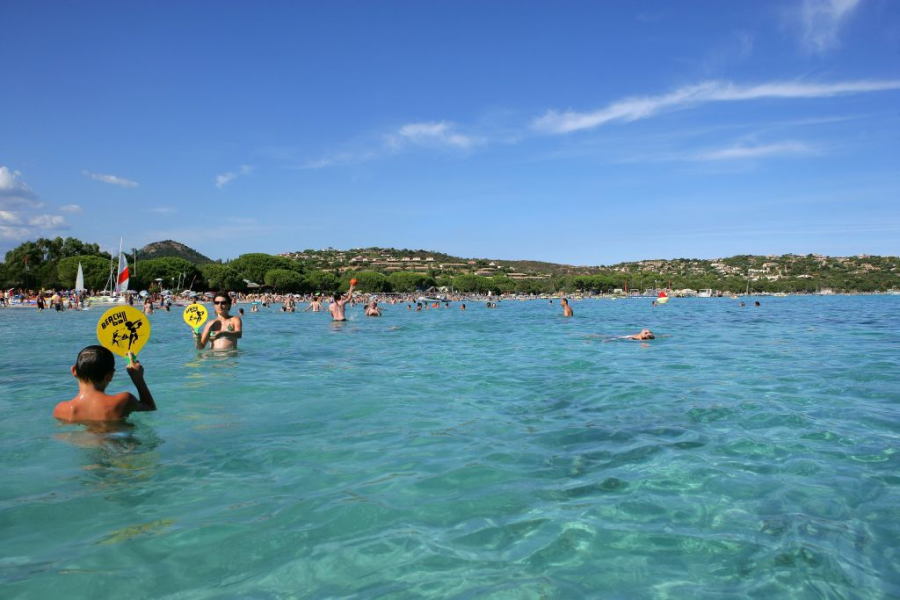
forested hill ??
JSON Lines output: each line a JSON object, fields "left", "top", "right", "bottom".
{"left": 137, "top": 240, "right": 213, "bottom": 264}
{"left": 2, "top": 237, "right": 899, "bottom": 293}
{"left": 281, "top": 247, "right": 900, "bottom": 292}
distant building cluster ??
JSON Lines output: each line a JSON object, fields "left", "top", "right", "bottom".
{"left": 273, "top": 247, "right": 898, "bottom": 288}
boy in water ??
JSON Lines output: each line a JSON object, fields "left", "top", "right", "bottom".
{"left": 561, "top": 298, "right": 573, "bottom": 317}
{"left": 303, "top": 295, "right": 324, "bottom": 312}
{"left": 53, "top": 346, "right": 156, "bottom": 422}
{"left": 196, "top": 291, "right": 243, "bottom": 349}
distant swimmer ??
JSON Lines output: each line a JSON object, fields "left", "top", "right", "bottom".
{"left": 329, "top": 282, "right": 356, "bottom": 322}
{"left": 53, "top": 347, "right": 156, "bottom": 422}
{"left": 624, "top": 329, "right": 655, "bottom": 340}
{"left": 304, "top": 296, "right": 324, "bottom": 312}
{"left": 196, "top": 291, "right": 243, "bottom": 349}
{"left": 461, "top": 304, "right": 466, "bottom": 310}
{"left": 561, "top": 298, "right": 573, "bottom": 317}
{"left": 365, "top": 301, "right": 381, "bottom": 317}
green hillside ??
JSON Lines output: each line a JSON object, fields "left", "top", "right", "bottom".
{"left": 137, "top": 240, "right": 213, "bottom": 264}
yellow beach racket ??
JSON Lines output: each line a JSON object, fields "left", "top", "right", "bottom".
{"left": 183, "top": 303, "right": 208, "bottom": 333}
{"left": 96, "top": 305, "right": 151, "bottom": 362}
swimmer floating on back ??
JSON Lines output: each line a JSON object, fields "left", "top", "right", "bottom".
{"left": 624, "top": 329, "right": 655, "bottom": 340}
{"left": 596, "top": 328, "right": 660, "bottom": 342}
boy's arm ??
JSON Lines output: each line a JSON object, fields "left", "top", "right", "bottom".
{"left": 126, "top": 353, "right": 156, "bottom": 412}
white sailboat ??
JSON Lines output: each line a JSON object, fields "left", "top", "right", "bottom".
{"left": 74, "top": 262, "right": 91, "bottom": 310}
{"left": 75, "top": 262, "right": 85, "bottom": 293}
{"left": 87, "top": 239, "right": 131, "bottom": 306}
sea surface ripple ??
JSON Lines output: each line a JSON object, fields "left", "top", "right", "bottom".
{"left": 1, "top": 296, "right": 899, "bottom": 598}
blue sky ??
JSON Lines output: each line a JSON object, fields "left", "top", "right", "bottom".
{"left": 1, "top": 0, "right": 898, "bottom": 265}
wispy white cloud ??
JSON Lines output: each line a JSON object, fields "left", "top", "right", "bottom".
{"left": 693, "top": 141, "right": 819, "bottom": 161}
{"left": 0, "top": 167, "right": 73, "bottom": 240}
{"left": 59, "top": 204, "right": 83, "bottom": 213}
{"left": 532, "top": 79, "right": 900, "bottom": 134}
{"left": 616, "top": 139, "right": 821, "bottom": 164}
{"left": 0, "top": 225, "right": 32, "bottom": 240}
{"left": 386, "top": 121, "right": 477, "bottom": 150}
{"left": 299, "top": 152, "right": 371, "bottom": 170}
{"left": 28, "top": 214, "right": 69, "bottom": 229}
{"left": 216, "top": 165, "right": 254, "bottom": 189}
{"left": 299, "top": 122, "right": 477, "bottom": 169}
{"left": 0, "top": 166, "right": 42, "bottom": 209}
{"left": 82, "top": 170, "right": 139, "bottom": 188}
{"left": 149, "top": 207, "right": 178, "bottom": 215}
{"left": 793, "top": 0, "right": 862, "bottom": 54}
{"left": 0, "top": 210, "right": 22, "bottom": 224}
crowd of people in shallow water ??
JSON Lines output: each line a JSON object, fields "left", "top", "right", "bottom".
{"left": 12, "top": 285, "right": 767, "bottom": 424}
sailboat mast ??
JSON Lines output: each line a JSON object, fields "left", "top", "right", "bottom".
{"left": 106, "top": 248, "right": 115, "bottom": 294}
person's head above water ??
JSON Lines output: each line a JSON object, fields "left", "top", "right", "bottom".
{"left": 213, "top": 291, "right": 232, "bottom": 313}
{"left": 637, "top": 329, "right": 655, "bottom": 340}
{"left": 73, "top": 345, "right": 116, "bottom": 388}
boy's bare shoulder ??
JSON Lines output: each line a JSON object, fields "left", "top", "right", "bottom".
{"left": 52, "top": 399, "right": 76, "bottom": 421}
{"left": 52, "top": 392, "right": 139, "bottom": 422}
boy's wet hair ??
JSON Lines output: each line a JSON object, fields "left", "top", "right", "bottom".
{"left": 75, "top": 345, "right": 116, "bottom": 385}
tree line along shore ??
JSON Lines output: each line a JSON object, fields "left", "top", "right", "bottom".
{"left": 2, "top": 237, "right": 898, "bottom": 295}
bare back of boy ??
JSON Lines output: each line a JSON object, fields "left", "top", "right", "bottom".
{"left": 53, "top": 352, "right": 156, "bottom": 423}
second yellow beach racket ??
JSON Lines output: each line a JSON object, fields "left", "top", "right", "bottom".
{"left": 183, "top": 303, "right": 208, "bottom": 331}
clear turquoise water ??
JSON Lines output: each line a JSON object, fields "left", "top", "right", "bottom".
{"left": 1, "top": 296, "right": 899, "bottom": 598}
